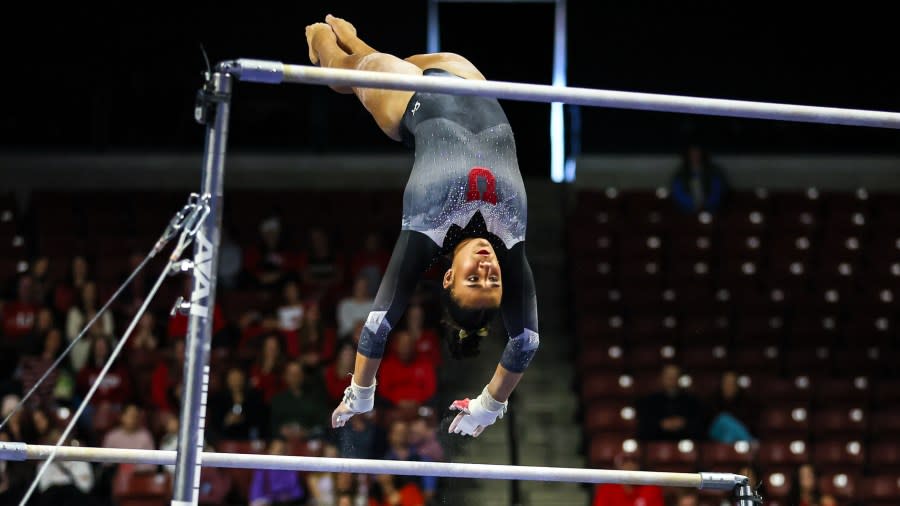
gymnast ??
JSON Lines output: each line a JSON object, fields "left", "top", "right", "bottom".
{"left": 306, "top": 15, "right": 538, "bottom": 437}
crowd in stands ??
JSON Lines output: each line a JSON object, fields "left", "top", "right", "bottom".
{"left": 0, "top": 190, "right": 448, "bottom": 505}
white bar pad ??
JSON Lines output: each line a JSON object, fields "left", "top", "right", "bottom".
{"left": 4, "top": 443, "right": 721, "bottom": 489}
{"left": 227, "top": 60, "right": 900, "bottom": 130}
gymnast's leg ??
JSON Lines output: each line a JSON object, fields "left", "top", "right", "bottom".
{"left": 305, "top": 15, "right": 422, "bottom": 141}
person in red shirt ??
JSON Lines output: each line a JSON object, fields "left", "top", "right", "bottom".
{"left": 150, "top": 340, "right": 185, "bottom": 414}
{"left": 349, "top": 231, "right": 390, "bottom": 297}
{"left": 3, "top": 275, "right": 38, "bottom": 342}
{"left": 77, "top": 336, "right": 133, "bottom": 406}
{"left": 323, "top": 341, "right": 354, "bottom": 403}
{"left": 592, "top": 453, "right": 664, "bottom": 506}
{"left": 249, "top": 334, "right": 286, "bottom": 404}
{"left": 378, "top": 330, "right": 436, "bottom": 407}
{"left": 404, "top": 304, "right": 440, "bottom": 368}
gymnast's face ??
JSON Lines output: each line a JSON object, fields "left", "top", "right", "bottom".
{"left": 443, "top": 238, "right": 502, "bottom": 309}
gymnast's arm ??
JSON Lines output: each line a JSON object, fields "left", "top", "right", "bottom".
{"left": 491, "top": 241, "right": 540, "bottom": 402}
{"left": 352, "top": 229, "right": 440, "bottom": 387}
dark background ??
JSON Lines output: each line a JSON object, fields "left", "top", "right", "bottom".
{"left": 3, "top": 2, "right": 898, "bottom": 178}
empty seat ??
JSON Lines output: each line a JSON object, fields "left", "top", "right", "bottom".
{"left": 811, "top": 440, "right": 865, "bottom": 474}
{"left": 581, "top": 373, "right": 637, "bottom": 402}
{"left": 588, "top": 436, "right": 640, "bottom": 468}
{"left": 868, "top": 442, "right": 900, "bottom": 472}
{"left": 629, "top": 344, "right": 678, "bottom": 371}
{"left": 870, "top": 412, "right": 900, "bottom": 441}
{"left": 754, "top": 377, "right": 813, "bottom": 406}
{"left": 810, "top": 407, "right": 868, "bottom": 439}
{"left": 818, "top": 472, "right": 861, "bottom": 503}
{"left": 577, "top": 343, "right": 627, "bottom": 373}
{"left": 731, "top": 345, "right": 782, "bottom": 374}
{"left": 584, "top": 403, "right": 637, "bottom": 436}
{"left": 757, "top": 440, "right": 810, "bottom": 470}
{"left": 644, "top": 440, "right": 699, "bottom": 473}
{"left": 698, "top": 442, "right": 756, "bottom": 470}
{"left": 813, "top": 377, "right": 871, "bottom": 406}
{"left": 860, "top": 475, "right": 900, "bottom": 505}
{"left": 783, "top": 347, "right": 834, "bottom": 377}
{"left": 680, "top": 345, "right": 730, "bottom": 373}
{"left": 732, "top": 314, "right": 784, "bottom": 347}
{"left": 757, "top": 406, "right": 810, "bottom": 439}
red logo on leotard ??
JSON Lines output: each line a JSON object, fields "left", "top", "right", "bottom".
{"left": 466, "top": 167, "right": 498, "bottom": 205}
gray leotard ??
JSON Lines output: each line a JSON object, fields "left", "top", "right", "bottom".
{"left": 357, "top": 69, "right": 539, "bottom": 373}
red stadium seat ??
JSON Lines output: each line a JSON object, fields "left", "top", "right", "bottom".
{"left": 644, "top": 440, "right": 699, "bottom": 473}
{"left": 813, "top": 376, "right": 871, "bottom": 407}
{"left": 584, "top": 403, "right": 637, "bottom": 436}
{"left": 698, "top": 442, "right": 756, "bottom": 470}
{"left": 762, "top": 470, "right": 792, "bottom": 500}
{"left": 811, "top": 440, "right": 865, "bottom": 474}
{"left": 757, "top": 440, "right": 810, "bottom": 470}
{"left": 680, "top": 345, "right": 730, "bottom": 373}
{"left": 580, "top": 373, "right": 637, "bottom": 403}
{"left": 754, "top": 376, "right": 813, "bottom": 406}
{"left": 868, "top": 442, "right": 900, "bottom": 472}
{"left": 810, "top": 407, "right": 868, "bottom": 439}
{"left": 629, "top": 344, "right": 678, "bottom": 371}
{"left": 731, "top": 314, "right": 783, "bottom": 347}
{"left": 874, "top": 379, "right": 900, "bottom": 405}
{"left": 577, "top": 343, "right": 627, "bottom": 373}
{"left": 588, "top": 436, "right": 640, "bottom": 468}
{"left": 818, "top": 472, "right": 861, "bottom": 503}
{"left": 870, "top": 412, "right": 900, "bottom": 441}
{"left": 783, "top": 347, "right": 834, "bottom": 377}
{"left": 860, "top": 475, "right": 900, "bottom": 505}
{"left": 757, "top": 406, "right": 810, "bottom": 439}
{"left": 679, "top": 314, "right": 731, "bottom": 346}
{"left": 731, "top": 345, "right": 782, "bottom": 374}
{"left": 112, "top": 466, "right": 173, "bottom": 506}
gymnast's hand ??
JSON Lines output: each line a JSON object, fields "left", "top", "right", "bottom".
{"left": 331, "top": 376, "right": 376, "bottom": 428}
{"left": 448, "top": 386, "right": 508, "bottom": 437}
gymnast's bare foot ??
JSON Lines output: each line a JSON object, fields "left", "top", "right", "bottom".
{"left": 325, "top": 14, "right": 375, "bottom": 55}
{"left": 305, "top": 22, "right": 354, "bottom": 94}
{"left": 305, "top": 22, "right": 333, "bottom": 66}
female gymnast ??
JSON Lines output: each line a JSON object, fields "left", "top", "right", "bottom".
{"left": 306, "top": 15, "right": 539, "bottom": 437}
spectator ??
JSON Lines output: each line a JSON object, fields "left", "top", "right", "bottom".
{"left": 306, "top": 444, "right": 339, "bottom": 506}
{"left": 150, "top": 340, "right": 185, "bottom": 414}
{"left": 128, "top": 312, "right": 159, "bottom": 351}
{"left": 350, "top": 231, "right": 389, "bottom": 298}
{"left": 116, "top": 250, "right": 150, "bottom": 318}
{"left": 636, "top": 364, "right": 705, "bottom": 441}
{"left": 250, "top": 334, "right": 286, "bottom": 404}
{"left": 787, "top": 463, "right": 836, "bottom": 506}
{"left": 369, "top": 473, "right": 424, "bottom": 506}
{"left": 294, "top": 300, "right": 336, "bottom": 372}
{"left": 3, "top": 274, "right": 38, "bottom": 343}
{"left": 299, "top": 227, "right": 344, "bottom": 299}
{"left": 18, "top": 328, "right": 65, "bottom": 409}
{"left": 53, "top": 255, "right": 91, "bottom": 314}
{"left": 378, "top": 330, "right": 437, "bottom": 407}
{"left": 244, "top": 214, "right": 293, "bottom": 290}
{"left": 0, "top": 395, "right": 37, "bottom": 443}
{"left": 336, "top": 277, "right": 374, "bottom": 340}
{"left": 337, "top": 411, "right": 377, "bottom": 460}
{"left": 65, "top": 281, "right": 115, "bottom": 371}
{"left": 383, "top": 420, "right": 436, "bottom": 502}
{"left": 29, "top": 256, "right": 53, "bottom": 308}
{"left": 210, "top": 367, "right": 268, "bottom": 441}
{"left": 218, "top": 227, "right": 244, "bottom": 289}
{"left": 277, "top": 280, "right": 305, "bottom": 332}
{"left": 403, "top": 304, "right": 440, "bottom": 368}
{"left": 707, "top": 371, "right": 756, "bottom": 443}
{"left": 408, "top": 416, "right": 444, "bottom": 462}
{"left": 334, "top": 472, "right": 369, "bottom": 506}
{"left": 270, "top": 361, "right": 328, "bottom": 440}
{"left": 102, "top": 403, "right": 155, "bottom": 472}
{"left": 27, "top": 307, "right": 56, "bottom": 353}
{"left": 159, "top": 412, "right": 180, "bottom": 474}
{"left": 35, "top": 428, "right": 95, "bottom": 506}
{"left": 323, "top": 341, "right": 354, "bottom": 403}
{"left": 249, "top": 438, "right": 306, "bottom": 506}
{"left": 76, "top": 336, "right": 132, "bottom": 408}
{"left": 669, "top": 144, "right": 729, "bottom": 214}
{"left": 592, "top": 452, "right": 664, "bottom": 506}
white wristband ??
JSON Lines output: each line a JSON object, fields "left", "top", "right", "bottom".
{"left": 478, "top": 386, "right": 507, "bottom": 417}
{"left": 342, "top": 376, "right": 376, "bottom": 414}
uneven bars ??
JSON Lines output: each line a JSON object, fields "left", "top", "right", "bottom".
{"left": 0, "top": 442, "right": 745, "bottom": 491}
{"left": 219, "top": 59, "right": 900, "bottom": 130}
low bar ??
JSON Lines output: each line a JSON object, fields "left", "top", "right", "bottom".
{"left": 220, "top": 59, "right": 900, "bottom": 130}
{"left": 0, "top": 442, "right": 747, "bottom": 491}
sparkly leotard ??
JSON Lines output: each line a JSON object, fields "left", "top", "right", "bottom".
{"left": 357, "top": 69, "right": 539, "bottom": 373}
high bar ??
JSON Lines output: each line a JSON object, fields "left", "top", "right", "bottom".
{"left": 219, "top": 59, "right": 900, "bottom": 130}
{"left": 0, "top": 442, "right": 745, "bottom": 491}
